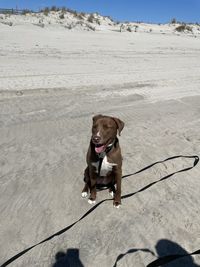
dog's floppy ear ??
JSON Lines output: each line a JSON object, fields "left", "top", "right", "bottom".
{"left": 92, "top": 114, "right": 103, "bottom": 123}
{"left": 112, "top": 117, "right": 124, "bottom": 136}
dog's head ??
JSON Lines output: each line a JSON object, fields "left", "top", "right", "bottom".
{"left": 91, "top": 114, "right": 124, "bottom": 153}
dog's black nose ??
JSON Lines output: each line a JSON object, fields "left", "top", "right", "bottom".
{"left": 92, "top": 136, "right": 101, "bottom": 144}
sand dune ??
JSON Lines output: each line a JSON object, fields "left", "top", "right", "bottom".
{"left": 0, "top": 11, "right": 200, "bottom": 267}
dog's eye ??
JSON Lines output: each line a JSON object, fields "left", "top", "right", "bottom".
{"left": 103, "top": 124, "right": 109, "bottom": 129}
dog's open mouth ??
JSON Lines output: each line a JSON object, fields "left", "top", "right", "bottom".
{"left": 94, "top": 144, "right": 106, "bottom": 154}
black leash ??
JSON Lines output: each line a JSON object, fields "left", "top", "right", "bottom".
{"left": 1, "top": 155, "right": 199, "bottom": 267}
{"left": 121, "top": 155, "right": 199, "bottom": 199}
{"left": 113, "top": 248, "right": 155, "bottom": 267}
{"left": 147, "top": 248, "right": 200, "bottom": 267}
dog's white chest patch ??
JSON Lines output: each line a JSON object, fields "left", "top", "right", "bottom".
{"left": 92, "top": 156, "right": 117, "bottom": 176}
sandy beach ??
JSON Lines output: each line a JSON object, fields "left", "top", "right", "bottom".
{"left": 0, "top": 11, "right": 200, "bottom": 266}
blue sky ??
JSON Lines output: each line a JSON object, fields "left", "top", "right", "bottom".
{"left": 0, "top": 0, "right": 199, "bottom": 23}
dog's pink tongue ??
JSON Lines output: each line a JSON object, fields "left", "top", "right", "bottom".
{"left": 95, "top": 145, "right": 105, "bottom": 153}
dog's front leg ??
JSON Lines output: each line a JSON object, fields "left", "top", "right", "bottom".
{"left": 88, "top": 166, "right": 97, "bottom": 204}
{"left": 82, "top": 166, "right": 91, "bottom": 198}
{"left": 113, "top": 169, "right": 122, "bottom": 207}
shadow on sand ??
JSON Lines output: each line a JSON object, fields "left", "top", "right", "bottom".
{"left": 148, "top": 239, "right": 200, "bottom": 267}
{"left": 113, "top": 239, "right": 200, "bottom": 267}
{"left": 52, "top": 248, "right": 84, "bottom": 267}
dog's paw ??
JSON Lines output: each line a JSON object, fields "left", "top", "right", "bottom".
{"left": 113, "top": 204, "right": 121, "bottom": 209}
{"left": 88, "top": 199, "right": 96, "bottom": 205}
{"left": 113, "top": 201, "right": 121, "bottom": 209}
{"left": 81, "top": 192, "right": 88, "bottom": 198}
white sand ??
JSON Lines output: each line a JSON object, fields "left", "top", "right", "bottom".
{"left": 0, "top": 11, "right": 200, "bottom": 267}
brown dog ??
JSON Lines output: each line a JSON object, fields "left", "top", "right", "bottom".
{"left": 82, "top": 114, "right": 124, "bottom": 207}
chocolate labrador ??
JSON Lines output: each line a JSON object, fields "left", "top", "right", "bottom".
{"left": 82, "top": 114, "right": 124, "bottom": 208}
